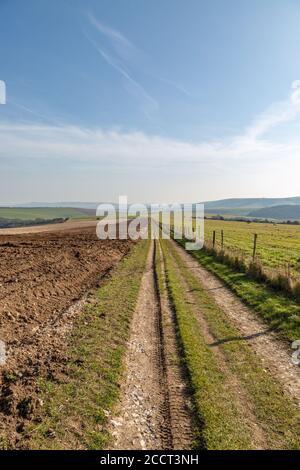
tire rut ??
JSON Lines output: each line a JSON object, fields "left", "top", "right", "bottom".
{"left": 155, "top": 241, "right": 195, "bottom": 449}
{"left": 110, "top": 240, "right": 194, "bottom": 450}
{"left": 166, "top": 241, "right": 267, "bottom": 449}
{"left": 171, "top": 240, "right": 300, "bottom": 410}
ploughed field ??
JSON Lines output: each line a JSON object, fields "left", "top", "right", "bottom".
{"left": 0, "top": 226, "right": 133, "bottom": 447}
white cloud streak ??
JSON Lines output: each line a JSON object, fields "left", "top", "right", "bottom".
{"left": 84, "top": 32, "right": 158, "bottom": 117}
{"left": 86, "top": 13, "right": 192, "bottom": 112}
{"left": 87, "top": 14, "right": 138, "bottom": 62}
{"left": 245, "top": 80, "right": 300, "bottom": 140}
{"left": 155, "top": 77, "right": 192, "bottom": 98}
{"left": 1, "top": 83, "right": 300, "bottom": 175}
{"left": 85, "top": 14, "right": 158, "bottom": 117}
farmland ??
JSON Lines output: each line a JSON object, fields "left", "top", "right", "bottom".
{"left": 0, "top": 219, "right": 299, "bottom": 450}
{"left": 18, "top": 236, "right": 300, "bottom": 450}
{"left": 0, "top": 224, "right": 133, "bottom": 448}
{"left": 0, "top": 207, "right": 93, "bottom": 220}
{"left": 204, "top": 218, "right": 300, "bottom": 280}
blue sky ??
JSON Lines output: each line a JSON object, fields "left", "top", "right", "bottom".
{"left": 1, "top": 0, "right": 300, "bottom": 203}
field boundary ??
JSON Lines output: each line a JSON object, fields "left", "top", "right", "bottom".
{"left": 22, "top": 240, "right": 149, "bottom": 450}
{"left": 163, "top": 239, "right": 300, "bottom": 449}
{"left": 176, "top": 238, "right": 300, "bottom": 343}
{"left": 201, "top": 241, "right": 300, "bottom": 302}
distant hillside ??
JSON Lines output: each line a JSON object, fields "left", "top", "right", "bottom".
{"left": 0, "top": 207, "right": 91, "bottom": 221}
{"left": 201, "top": 197, "right": 300, "bottom": 217}
{"left": 1, "top": 202, "right": 99, "bottom": 209}
{"left": 3, "top": 198, "right": 300, "bottom": 220}
{"left": 203, "top": 197, "right": 300, "bottom": 210}
{"left": 248, "top": 205, "right": 300, "bottom": 220}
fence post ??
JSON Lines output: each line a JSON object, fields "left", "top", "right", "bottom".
{"left": 221, "top": 230, "right": 224, "bottom": 250}
{"left": 287, "top": 262, "right": 291, "bottom": 280}
{"left": 252, "top": 233, "right": 257, "bottom": 261}
{"left": 212, "top": 230, "right": 216, "bottom": 248}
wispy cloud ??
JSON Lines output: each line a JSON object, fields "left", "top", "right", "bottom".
{"left": 9, "top": 99, "right": 64, "bottom": 126}
{"left": 85, "top": 13, "right": 158, "bottom": 117}
{"left": 84, "top": 31, "right": 158, "bottom": 117}
{"left": 245, "top": 80, "right": 300, "bottom": 140}
{"left": 87, "top": 13, "right": 138, "bottom": 61}
{"left": 154, "top": 76, "right": 192, "bottom": 98}
{"left": 85, "top": 12, "right": 192, "bottom": 114}
{"left": 1, "top": 82, "right": 300, "bottom": 172}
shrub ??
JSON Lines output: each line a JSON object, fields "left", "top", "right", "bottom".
{"left": 272, "top": 273, "right": 292, "bottom": 293}
{"left": 292, "top": 281, "right": 300, "bottom": 302}
{"left": 232, "top": 256, "right": 247, "bottom": 272}
{"left": 247, "top": 261, "right": 265, "bottom": 282}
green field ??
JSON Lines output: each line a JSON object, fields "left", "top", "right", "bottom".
{"left": 0, "top": 207, "right": 92, "bottom": 220}
{"left": 163, "top": 239, "right": 300, "bottom": 448}
{"left": 204, "top": 218, "right": 300, "bottom": 280}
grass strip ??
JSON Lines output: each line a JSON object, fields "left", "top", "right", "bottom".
{"left": 160, "top": 240, "right": 254, "bottom": 450}
{"left": 177, "top": 239, "right": 300, "bottom": 342}
{"left": 26, "top": 240, "right": 149, "bottom": 450}
{"left": 168, "top": 240, "right": 300, "bottom": 449}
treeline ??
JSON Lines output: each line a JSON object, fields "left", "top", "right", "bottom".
{"left": 205, "top": 215, "right": 300, "bottom": 225}
{"left": 0, "top": 217, "right": 68, "bottom": 229}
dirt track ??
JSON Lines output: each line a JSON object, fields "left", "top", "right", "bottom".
{"left": 0, "top": 225, "right": 132, "bottom": 447}
{"left": 1, "top": 223, "right": 299, "bottom": 449}
{"left": 110, "top": 241, "right": 194, "bottom": 450}
{"left": 171, "top": 240, "right": 300, "bottom": 409}
{"left": 111, "top": 237, "right": 300, "bottom": 450}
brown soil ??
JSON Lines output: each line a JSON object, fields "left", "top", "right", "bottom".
{"left": 0, "top": 219, "right": 97, "bottom": 235}
{"left": 0, "top": 225, "right": 133, "bottom": 447}
{"left": 110, "top": 240, "right": 194, "bottom": 450}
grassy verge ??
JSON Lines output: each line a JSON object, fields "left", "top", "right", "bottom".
{"left": 25, "top": 240, "right": 149, "bottom": 450}
{"left": 160, "top": 240, "right": 254, "bottom": 449}
{"left": 177, "top": 240, "right": 300, "bottom": 342}
{"left": 167, "top": 240, "right": 300, "bottom": 449}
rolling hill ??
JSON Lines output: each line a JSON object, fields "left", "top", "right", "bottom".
{"left": 248, "top": 205, "right": 300, "bottom": 220}
{"left": 203, "top": 196, "right": 300, "bottom": 209}
{"left": 202, "top": 197, "right": 300, "bottom": 218}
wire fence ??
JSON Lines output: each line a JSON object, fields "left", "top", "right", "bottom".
{"left": 204, "top": 229, "right": 300, "bottom": 288}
